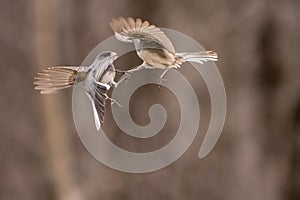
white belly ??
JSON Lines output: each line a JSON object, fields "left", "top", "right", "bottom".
{"left": 100, "top": 70, "right": 115, "bottom": 84}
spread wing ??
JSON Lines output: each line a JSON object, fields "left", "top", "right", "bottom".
{"left": 110, "top": 17, "right": 175, "bottom": 53}
{"left": 87, "top": 81, "right": 110, "bottom": 130}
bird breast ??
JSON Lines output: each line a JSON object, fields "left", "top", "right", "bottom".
{"left": 100, "top": 69, "right": 115, "bottom": 84}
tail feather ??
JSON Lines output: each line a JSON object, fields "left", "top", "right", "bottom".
{"left": 34, "top": 66, "right": 82, "bottom": 94}
{"left": 176, "top": 51, "right": 218, "bottom": 65}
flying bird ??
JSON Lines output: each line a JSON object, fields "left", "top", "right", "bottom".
{"left": 110, "top": 17, "right": 218, "bottom": 86}
{"left": 34, "top": 51, "right": 120, "bottom": 130}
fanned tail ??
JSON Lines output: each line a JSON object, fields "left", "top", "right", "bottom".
{"left": 34, "top": 66, "right": 84, "bottom": 94}
{"left": 175, "top": 51, "right": 218, "bottom": 65}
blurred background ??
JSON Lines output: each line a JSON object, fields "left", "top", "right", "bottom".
{"left": 1, "top": 0, "right": 300, "bottom": 199}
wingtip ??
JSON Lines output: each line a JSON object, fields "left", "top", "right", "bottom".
{"left": 117, "top": 16, "right": 125, "bottom": 21}
{"left": 109, "top": 21, "right": 117, "bottom": 32}
{"left": 96, "top": 124, "right": 101, "bottom": 131}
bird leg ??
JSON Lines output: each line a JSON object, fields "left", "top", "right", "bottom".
{"left": 105, "top": 94, "right": 122, "bottom": 107}
{"left": 110, "top": 80, "right": 118, "bottom": 87}
{"left": 157, "top": 68, "right": 170, "bottom": 90}
{"left": 116, "top": 72, "right": 131, "bottom": 85}
{"left": 126, "top": 64, "right": 146, "bottom": 73}
{"left": 116, "top": 63, "right": 148, "bottom": 85}
{"left": 115, "top": 69, "right": 127, "bottom": 75}
{"left": 115, "top": 69, "right": 132, "bottom": 85}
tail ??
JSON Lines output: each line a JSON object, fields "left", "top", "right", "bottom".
{"left": 34, "top": 66, "right": 85, "bottom": 94}
{"left": 175, "top": 50, "right": 218, "bottom": 65}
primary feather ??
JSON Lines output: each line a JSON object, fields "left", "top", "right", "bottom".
{"left": 110, "top": 17, "right": 175, "bottom": 53}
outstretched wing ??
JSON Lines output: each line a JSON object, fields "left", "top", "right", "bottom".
{"left": 94, "top": 82, "right": 108, "bottom": 125}
{"left": 86, "top": 80, "right": 110, "bottom": 130}
{"left": 110, "top": 17, "right": 175, "bottom": 53}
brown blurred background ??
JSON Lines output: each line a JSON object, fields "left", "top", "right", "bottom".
{"left": 1, "top": 0, "right": 300, "bottom": 199}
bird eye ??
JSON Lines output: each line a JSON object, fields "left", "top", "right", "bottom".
{"left": 96, "top": 52, "right": 111, "bottom": 59}
{"left": 102, "top": 52, "right": 111, "bottom": 57}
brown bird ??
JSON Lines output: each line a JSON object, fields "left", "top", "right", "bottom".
{"left": 110, "top": 17, "right": 218, "bottom": 86}
{"left": 34, "top": 51, "right": 120, "bottom": 130}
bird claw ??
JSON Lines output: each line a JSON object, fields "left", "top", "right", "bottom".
{"left": 106, "top": 96, "right": 122, "bottom": 107}
{"left": 157, "top": 78, "right": 167, "bottom": 90}
{"left": 115, "top": 69, "right": 127, "bottom": 75}
{"left": 110, "top": 99, "right": 122, "bottom": 107}
{"left": 116, "top": 69, "right": 131, "bottom": 78}
{"left": 124, "top": 71, "right": 132, "bottom": 79}
{"left": 122, "top": 72, "right": 132, "bottom": 85}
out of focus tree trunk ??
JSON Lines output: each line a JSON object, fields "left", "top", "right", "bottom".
{"left": 0, "top": 0, "right": 299, "bottom": 199}
{"left": 32, "top": 0, "right": 82, "bottom": 199}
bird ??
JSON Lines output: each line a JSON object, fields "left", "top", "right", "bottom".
{"left": 34, "top": 51, "right": 120, "bottom": 130}
{"left": 110, "top": 17, "right": 218, "bottom": 86}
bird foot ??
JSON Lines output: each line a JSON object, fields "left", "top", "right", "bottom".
{"left": 116, "top": 70, "right": 132, "bottom": 85}
{"left": 157, "top": 78, "right": 168, "bottom": 90}
{"left": 106, "top": 97, "right": 122, "bottom": 107}
{"left": 121, "top": 71, "right": 132, "bottom": 85}
{"left": 115, "top": 69, "right": 127, "bottom": 75}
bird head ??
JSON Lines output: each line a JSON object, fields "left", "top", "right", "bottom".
{"left": 95, "top": 51, "right": 118, "bottom": 61}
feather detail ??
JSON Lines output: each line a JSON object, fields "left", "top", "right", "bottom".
{"left": 175, "top": 51, "right": 218, "bottom": 65}
{"left": 110, "top": 17, "right": 175, "bottom": 53}
{"left": 88, "top": 82, "right": 109, "bottom": 130}
{"left": 34, "top": 66, "right": 82, "bottom": 94}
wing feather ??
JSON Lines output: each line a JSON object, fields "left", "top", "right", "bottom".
{"left": 93, "top": 82, "right": 109, "bottom": 125}
{"left": 110, "top": 17, "right": 175, "bottom": 53}
{"left": 135, "top": 18, "right": 142, "bottom": 28}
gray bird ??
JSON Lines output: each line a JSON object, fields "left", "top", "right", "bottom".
{"left": 110, "top": 17, "right": 218, "bottom": 86}
{"left": 34, "top": 51, "right": 119, "bottom": 130}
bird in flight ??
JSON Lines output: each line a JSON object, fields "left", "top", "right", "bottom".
{"left": 34, "top": 51, "right": 120, "bottom": 130}
{"left": 110, "top": 17, "right": 218, "bottom": 87}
